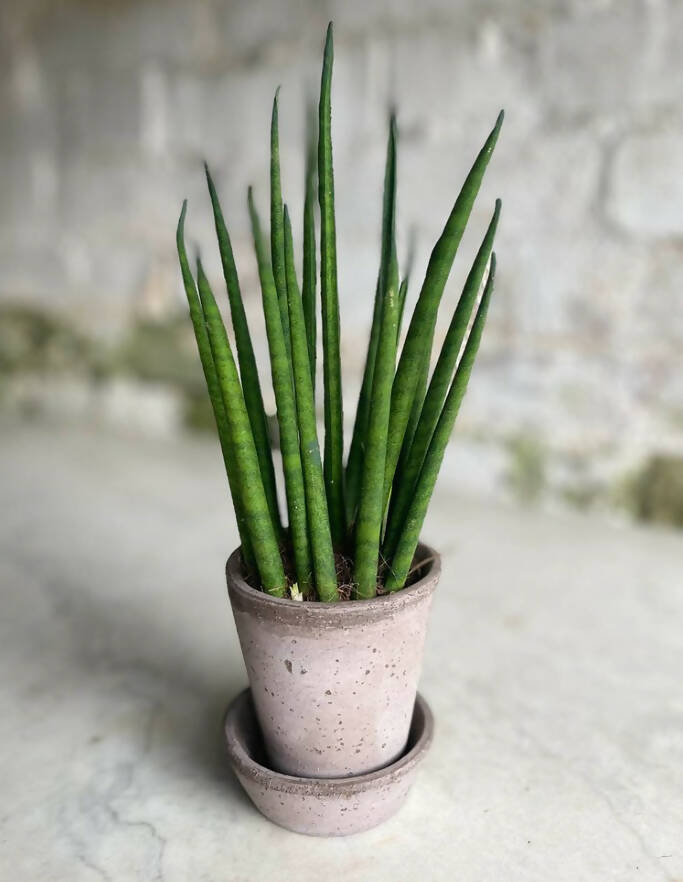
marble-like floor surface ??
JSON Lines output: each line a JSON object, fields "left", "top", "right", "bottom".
{"left": 1, "top": 423, "right": 682, "bottom": 881}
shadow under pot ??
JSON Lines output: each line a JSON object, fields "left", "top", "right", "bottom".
{"left": 226, "top": 542, "right": 439, "bottom": 779}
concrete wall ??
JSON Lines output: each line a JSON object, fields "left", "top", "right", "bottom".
{"left": 1, "top": 0, "right": 682, "bottom": 507}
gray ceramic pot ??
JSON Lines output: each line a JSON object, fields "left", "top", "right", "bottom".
{"left": 226, "top": 543, "right": 439, "bottom": 778}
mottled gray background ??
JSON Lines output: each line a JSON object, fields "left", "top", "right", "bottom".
{"left": 1, "top": 0, "right": 682, "bottom": 523}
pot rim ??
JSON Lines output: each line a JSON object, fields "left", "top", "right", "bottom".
{"left": 224, "top": 687, "right": 434, "bottom": 794}
{"left": 226, "top": 541, "right": 440, "bottom": 627}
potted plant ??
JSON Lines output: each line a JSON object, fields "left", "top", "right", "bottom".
{"left": 176, "top": 22, "right": 501, "bottom": 836}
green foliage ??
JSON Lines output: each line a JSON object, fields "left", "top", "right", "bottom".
{"left": 353, "top": 117, "right": 399, "bottom": 599}
{"left": 384, "top": 201, "right": 501, "bottom": 559}
{"left": 176, "top": 205, "right": 254, "bottom": 568}
{"left": 0, "top": 303, "right": 99, "bottom": 377}
{"left": 176, "top": 23, "right": 502, "bottom": 599}
{"left": 628, "top": 454, "right": 683, "bottom": 527}
{"left": 381, "top": 111, "right": 503, "bottom": 514}
{"left": 345, "top": 114, "right": 399, "bottom": 531}
{"left": 192, "top": 248, "right": 286, "bottom": 595}
{"left": 385, "top": 259, "right": 497, "bottom": 591}
{"left": 248, "top": 189, "right": 312, "bottom": 592}
{"left": 270, "top": 90, "right": 291, "bottom": 360}
{"left": 505, "top": 433, "right": 547, "bottom": 504}
{"left": 205, "top": 163, "right": 281, "bottom": 538}
{"left": 302, "top": 101, "right": 318, "bottom": 393}
{"left": 284, "top": 207, "right": 338, "bottom": 601}
{"left": 318, "top": 23, "right": 346, "bottom": 549}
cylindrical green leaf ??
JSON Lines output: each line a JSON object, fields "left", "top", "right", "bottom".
{"left": 195, "top": 257, "right": 287, "bottom": 596}
{"left": 385, "top": 255, "right": 496, "bottom": 592}
{"left": 270, "top": 89, "right": 291, "bottom": 358}
{"left": 204, "top": 164, "right": 282, "bottom": 540}
{"left": 248, "top": 188, "right": 313, "bottom": 592}
{"left": 176, "top": 202, "right": 255, "bottom": 569}
{"left": 318, "top": 22, "right": 346, "bottom": 547}
{"left": 302, "top": 101, "right": 318, "bottom": 392}
{"left": 353, "top": 118, "right": 399, "bottom": 599}
{"left": 382, "top": 111, "right": 504, "bottom": 511}
{"left": 284, "top": 206, "right": 338, "bottom": 602}
{"left": 346, "top": 113, "right": 400, "bottom": 529}
{"left": 345, "top": 274, "right": 382, "bottom": 529}
{"left": 384, "top": 200, "right": 501, "bottom": 559}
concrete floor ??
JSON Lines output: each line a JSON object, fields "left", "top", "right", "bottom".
{"left": 1, "top": 422, "right": 682, "bottom": 881}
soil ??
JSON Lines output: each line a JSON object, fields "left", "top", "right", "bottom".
{"left": 242, "top": 544, "right": 432, "bottom": 602}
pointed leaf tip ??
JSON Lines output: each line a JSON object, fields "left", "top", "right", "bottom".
{"left": 482, "top": 111, "right": 504, "bottom": 154}
{"left": 176, "top": 201, "right": 188, "bottom": 249}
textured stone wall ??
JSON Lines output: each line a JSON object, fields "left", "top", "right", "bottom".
{"left": 1, "top": 0, "right": 682, "bottom": 508}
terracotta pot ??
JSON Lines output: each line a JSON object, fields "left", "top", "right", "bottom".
{"left": 226, "top": 542, "right": 439, "bottom": 778}
{"left": 224, "top": 687, "right": 434, "bottom": 836}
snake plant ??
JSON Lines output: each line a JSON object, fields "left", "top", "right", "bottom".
{"left": 176, "top": 23, "right": 502, "bottom": 601}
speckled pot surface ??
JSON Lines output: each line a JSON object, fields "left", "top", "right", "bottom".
{"left": 226, "top": 543, "right": 439, "bottom": 778}
{"left": 224, "top": 687, "right": 433, "bottom": 836}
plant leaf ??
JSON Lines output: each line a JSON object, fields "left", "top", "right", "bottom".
{"left": 353, "top": 117, "right": 399, "bottom": 599}
{"left": 284, "top": 206, "right": 338, "bottom": 601}
{"left": 385, "top": 254, "right": 497, "bottom": 591}
{"left": 176, "top": 202, "right": 255, "bottom": 569}
{"left": 318, "top": 22, "right": 346, "bottom": 547}
{"left": 195, "top": 254, "right": 287, "bottom": 596}
{"left": 248, "top": 188, "right": 313, "bottom": 591}
{"left": 385, "top": 200, "right": 501, "bottom": 559}
{"left": 204, "top": 164, "right": 282, "bottom": 539}
{"left": 270, "top": 89, "right": 291, "bottom": 357}
{"left": 346, "top": 112, "right": 399, "bottom": 529}
{"left": 302, "top": 100, "right": 318, "bottom": 392}
{"left": 382, "top": 111, "right": 504, "bottom": 511}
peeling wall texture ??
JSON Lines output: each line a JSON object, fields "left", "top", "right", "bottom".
{"left": 1, "top": 0, "right": 682, "bottom": 506}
